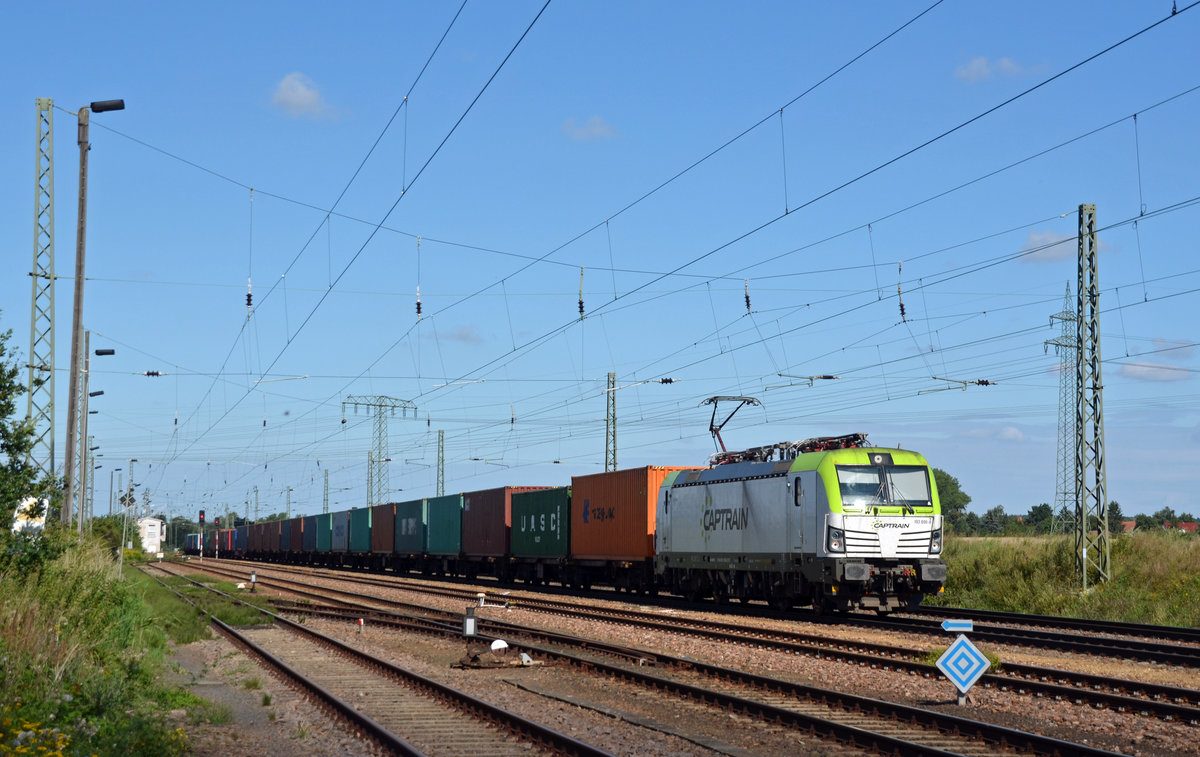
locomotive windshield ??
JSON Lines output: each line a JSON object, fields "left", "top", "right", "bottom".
{"left": 836, "top": 465, "right": 932, "bottom": 510}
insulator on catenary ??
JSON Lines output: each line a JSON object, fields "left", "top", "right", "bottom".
{"left": 744, "top": 279, "right": 751, "bottom": 314}
{"left": 578, "top": 267, "right": 585, "bottom": 319}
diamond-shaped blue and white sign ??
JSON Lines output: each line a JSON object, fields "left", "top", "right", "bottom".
{"left": 936, "top": 634, "right": 990, "bottom": 694}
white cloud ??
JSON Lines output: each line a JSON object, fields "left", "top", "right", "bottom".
{"left": 1019, "top": 230, "right": 1075, "bottom": 262}
{"left": 955, "top": 56, "right": 1034, "bottom": 83}
{"left": 998, "top": 426, "right": 1027, "bottom": 442}
{"left": 1117, "top": 362, "right": 1189, "bottom": 382}
{"left": 272, "top": 72, "right": 329, "bottom": 118}
{"left": 959, "top": 426, "right": 1027, "bottom": 442}
{"left": 1152, "top": 338, "right": 1195, "bottom": 358}
{"left": 563, "top": 116, "right": 616, "bottom": 142}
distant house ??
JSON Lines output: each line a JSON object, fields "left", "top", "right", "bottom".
{"left": 137, "top": 517, "right": 167, "bottom": 554}
{"left": 1121, "top": 520, "right": 1137, "bottom": 533}
{"left": 1164, "top": 521, "right": 1199, "bottom": 533}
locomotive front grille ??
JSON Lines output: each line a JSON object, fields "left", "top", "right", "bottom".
{"left": 843, "top": 527, "right": 934, "bottom": 558}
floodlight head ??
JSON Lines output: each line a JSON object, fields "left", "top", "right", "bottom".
{"left": 90, "top": 99, "right": 125, "bottom": 113}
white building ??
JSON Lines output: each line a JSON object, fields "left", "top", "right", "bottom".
{"left": 137, "top": 517, "right": 166, "bottom": 554}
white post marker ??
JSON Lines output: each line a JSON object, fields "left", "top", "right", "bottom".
{"left": 936, "top": 633, "right": 990, "bottom": 705}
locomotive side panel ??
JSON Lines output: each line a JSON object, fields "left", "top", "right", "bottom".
{"left": 659, "top": 472, "right": 794, "bottom": 566}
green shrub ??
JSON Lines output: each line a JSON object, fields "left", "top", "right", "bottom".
{"left": 0, "top": 541, "right": 189, "bottom": 756}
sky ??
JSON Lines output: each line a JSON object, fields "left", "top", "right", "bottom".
{"left": 2, "top": 1, "right": 1198, "bottom": 522}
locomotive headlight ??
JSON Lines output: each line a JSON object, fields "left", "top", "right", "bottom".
{"left": 827, "top": 527, "right": 845, "bottom": 553}
{"left": 930, "top": 528, "right": 942, "bottom": 554}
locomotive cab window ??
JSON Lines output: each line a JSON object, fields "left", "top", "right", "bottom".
{"left": 836, "top": 465, "right": 932, "bottom": 511}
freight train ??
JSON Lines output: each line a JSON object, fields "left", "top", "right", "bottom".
{"left": 187, "top": 434, "right": 946, "bottom": 613}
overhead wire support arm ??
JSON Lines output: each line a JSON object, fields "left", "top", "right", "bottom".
{"left": 918, "top": 377, "right": 997, "bottom": 395}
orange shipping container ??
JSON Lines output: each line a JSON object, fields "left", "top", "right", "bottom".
{"left": 570, "top": 466, "right": 700, "bottom": 561}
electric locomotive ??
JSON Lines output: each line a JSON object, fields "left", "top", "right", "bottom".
{"left": 655, "top": 433, "right": 946, "bottom": 613}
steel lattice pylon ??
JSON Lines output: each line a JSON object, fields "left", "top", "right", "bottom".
{"left": 605, "top": 372, "right": 617, "bottom": 472}
{"left": 27, "top": 98, "right": 56, "bottom": 481}
{"left": 1045, "top": 284, "right": 1077, "bottom": 536}
{"left": 436, "top": 429, "right": 444, "bottom": 497}
{"left": 1074, "top": 204, "right": 1110, "bottom": 588}
{"left": 343, "top": 395, "right": 415, "bottom": 507}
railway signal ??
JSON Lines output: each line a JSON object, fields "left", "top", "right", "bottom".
{"left": 936, "top": 627, "right": 990, "bottom": 705}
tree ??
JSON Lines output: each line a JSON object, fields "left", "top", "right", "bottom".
{"left": 1106, "top": 500, "right": 1125, "bottom": 533}
{"left": 932, "top": 468, "right": 971, "bottom": 534}
{"left": 1134, "top": 513, "right": 1158, "bottom": 531}
{"left": 981, "top": 505, "right": 1007, "bottom": 535}
{"left": 1026, "top": 503, "right": 1054, "bottom": 534}
{"left": 1152, "top": 507, "right": 1178, "bottom": 526}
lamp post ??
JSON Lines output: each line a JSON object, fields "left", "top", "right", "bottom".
{"left": 109, "top": 467, "right": 122, "bottom": 516}
{"left": 118, "top": 457, "right": 137, "bottom": 576}
{"left": 62, "top": 98, "right": 125, "bottom": 525}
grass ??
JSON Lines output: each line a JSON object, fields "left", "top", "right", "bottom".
{"left": 927, "top": 531, "right": 1200, "bottom": 626}
{"left": 0, "top": 542, "right": 190, "bottom": 756}
{"left": 151, "top": 687, "right": 233, "bottom": 726}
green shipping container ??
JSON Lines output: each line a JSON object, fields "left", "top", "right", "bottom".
{"left": 315, "top": 513, "right": 332, "bottom": 552}
{"left": 426, "top": 494, "right": 462, "bottom": 555}
{"left": 394, "top": 499, "right": 426, "bottom": 554}
{"left": 511, "top": 487, "right": 570, "bottom": 558}
{"left": 349, "top": 507, "right": 372, "bottom": 554}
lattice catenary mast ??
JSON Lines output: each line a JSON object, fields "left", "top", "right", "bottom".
{"left": 605, "top": 372, "right": 617, "bottom": 472}
{"left": 1074, "top": 203, "right": 1109, "bottom": 589}
{"left": 27, "top": 98, "right": 56, "bottom": 480}
{"left": 1044, "top": 284, "right": 1078, "bottom": 536}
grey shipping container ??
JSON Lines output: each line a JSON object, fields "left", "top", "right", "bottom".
{"left": 331, "top": 510, "right": 350, "bottom": 552}
{"left": 302, "top": 515, "right": 317, "bottom": 552}
{"left": 394, "top": 499, "right": 425, "bottom": 554}
{"left": 349, "top": 508, "right": 372, "bottom": 554}
{"left": 511, "top": 487, "right": 570, "bottom": 558}
{"left": 425, "top": 494, "right": 462, "bottom": 555}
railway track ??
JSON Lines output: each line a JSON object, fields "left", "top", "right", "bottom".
{"left": 166, "top": 561, "right": 1151, "bottom": 754}
{"left": 911, "top": 605, "right": 1200, "bottom": 646}
{"left": 144, "top": 565, "right": 611, "bottom": 756}
{"left": 202, "top": 559, "right": 1200, "bottom": 724}
{"left": 214, "top": 558, "right": 1199, "bottom": 665}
